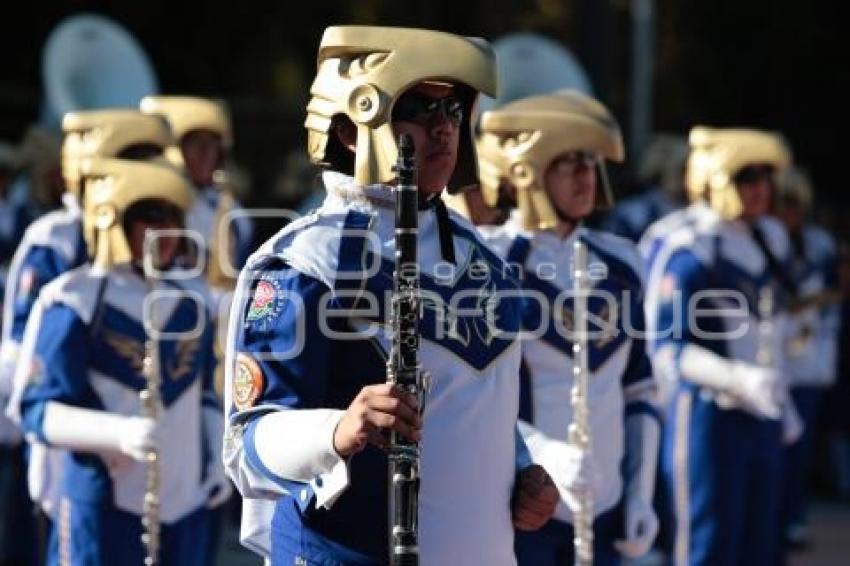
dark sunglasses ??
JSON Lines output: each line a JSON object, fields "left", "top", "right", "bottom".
{"left": 128, "top": 201, "right": 183, "bottom": 225}
{"left": 392, "top": 93, "right": 464, "bottom": 126}
{"left": 733, "top": 165, "right": 774, "bottom": 185}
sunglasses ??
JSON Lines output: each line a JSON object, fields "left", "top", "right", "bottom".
{"left": 551, "top": 151, "right": 599, "bottom": 173}
{"left": 733, "top": 165, "right": 774, "bottom": 185}
{"left": 130, "top": 202, "right": 183, "bottom": 225}
{"left": 392, "top": 93, "right": 465, "bottom": 126}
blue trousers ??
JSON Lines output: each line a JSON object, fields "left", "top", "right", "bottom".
{"left": 47, "top": 500, "right": 210, "bottom": 566}
{"left": 662, "top": 387, "right": 783, "bottom": 566}
{"left": 780, "top": 386, "right": 821, "bottom": 533}
{"left": 514, "top": 505, "right": 623, "bottom": 566}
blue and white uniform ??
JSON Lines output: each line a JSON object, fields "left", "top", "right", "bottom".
{"left": 9, "top": 263, "right": 220, "bottom": 565}
{"left": 481, "top": 215, "right": 659, "bottom": 566}
{"left": 646, "top": 210, "right": 791, "bottom": 566}
{"left": 640, "top": 201, "right": 719, "bottom": 405}
{"left": 602, "top": 187, "right": 680, "bottom": 243}
{"left": 0, "top": 194, "right": 86, "bottom": 390}
{"left": 780, "top": 223, "right": 840, "bottom": 540}
{"left": 224, "top": 172, "right": 526, "bottom": 565}
{"left": 0, "top": 194, "right": 86, "bottom": 522}
{"left": 187, "top": 185, "right": 254, "bottom": 280}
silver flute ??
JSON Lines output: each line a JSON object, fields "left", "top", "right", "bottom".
{"left": 570, "top": 238, "right": 593, "bottom": 566}
{"left": 140, "top": 235, "right": 162, "bottom": 566}
{"left": 756, "top": 286, "right": 774, "bottom": 367}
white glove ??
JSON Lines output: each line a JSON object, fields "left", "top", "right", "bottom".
{"left": 543, "top": 441, "right": 600, "bottom": 514}
{"left": 731, "top": 364, "right": 786, "bottom": 420}
{"left": 614, "top": 494, "right": 659, "bottom": 558}
{"left": 41, "top": 402, "right": 160, "bottom": 462}
{"left": 517, "top": 421, "right": 601, "bottom": 515}
{"left": 782, "top": 397, "right": 805, "bottom": 446}
{"left": 679, "top": 345, "right": 785, "bottom": 420}
{"left": 617, "top": 409, "right": 661, "bottom": 558}
{"left": 117, "top": 417, "right": 161, "bottom": 462}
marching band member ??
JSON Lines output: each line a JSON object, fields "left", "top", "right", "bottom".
{"left": 0, "top": 112, "right": 175, "bottom": 552}
{"left": 774, "top": 167, "right": 840, "bottom": 549}
{"left": 223, "top": 26, "right": 558, "bottom": 565}
{"left": 1, "top": 110, "right": 173, "bottom": 399}
{"left": 645, "top": 127, "right": 795, "bottom": 565}
{"left": 474, "top": 90, "right": 660, "bottom": 565}
{"left": 9, "top": 157, "right": 227, "bottom": 565}
{"left": 140, "top": 95, "right": 254, "bottom": 287}
{"left": 602, "top": 134, "right": 690, "bottom": 243}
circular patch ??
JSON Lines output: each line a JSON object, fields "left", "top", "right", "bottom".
{"left": 245, "top": 276, "right": 287, "bottom": 331}
{"left": 233, "top": 353, "right": 264, "bottom": 411}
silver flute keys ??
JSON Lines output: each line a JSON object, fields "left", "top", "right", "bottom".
{"left": 570, "top": 238, "right": 593, "bottom": 566}
{"left": 756, "top": 286, "right": 775, "bottom": 367}
{"left": 141, "top": 238, "right": 162, "bottom": 566}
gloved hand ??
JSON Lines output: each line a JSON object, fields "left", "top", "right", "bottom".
{"left": 117, "top": 416, "right": 161, "bottom": 462}
{"left": 542, "top": 441, "right": 601, "bottom": 515}
{"left": 614, "top": 494, "right": 659, "bottom": 558}
{"left": 42, "top": 402, "right": 162, "bottom": 462}
{"left": 782, "top": 397, "right": 805, "bottom": 445}
{"left": 730, "top": 363, "right": 786, "bottom": 420}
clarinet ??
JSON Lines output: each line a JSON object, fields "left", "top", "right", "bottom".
{"left": 140, "top": 237, "right": 162, "bottom": 566}
{"left": 387, "top": 134, "right": 427, "bottom": 566}
{"left": 570, "top": 238, "right": 593, "bottom": 566}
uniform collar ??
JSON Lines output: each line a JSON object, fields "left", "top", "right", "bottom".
{"left": 322, "top": 171, "right": 395, "bottom": 210}
{"left": 62, "top": 192, "right": 80, "bottom": 214}
{"left": 322, "top": 170, "right": 456, "bottom": 263}
{"left": 507, "top": 210, "right": 586, "bottom": 251}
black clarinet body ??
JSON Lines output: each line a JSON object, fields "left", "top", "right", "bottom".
{"left": 387, "top": 134, "right": 425, "bottom": 566}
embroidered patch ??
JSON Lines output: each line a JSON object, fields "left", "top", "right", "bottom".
{"left": 245, "top": 277, "right": 287, "bottom": 330}
{"left": 233, "top": 353, "right": 264, "bottom": 411}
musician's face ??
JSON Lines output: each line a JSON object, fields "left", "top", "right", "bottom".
{"left": 181, "top": 130, "right": 223, "bottom": 187}
{"left": 735, "top": 164, "right": 774, "bottom": 220}
{"left": 126, "top": 201, "right": 182, "bottom": 267}
{"left": 391, "top": 82, "right": 461, "bottom": 196}
{"left": 544, "top": 151, "right": 598, "bottom": 221}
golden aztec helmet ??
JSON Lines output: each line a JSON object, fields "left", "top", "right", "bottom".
{"left": 140, "top": 95, "right": 232, "bottom": 166}
{"left": 775, "top": 166, "right": 813, "bottom": 212}
{"left": 686, "top": 126, "right": 791, "bottom": 219}
{"left": 61, "top": 109, "right": 173, "bottom": 198}
{"left": 305, "top": 25, "right": 498, "bottom": 191}
{"left": 477, "top": 89, "right": 624, "bottom": 231}
{"left": 80, "top": 157, "right": 193, "bottom": 269}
